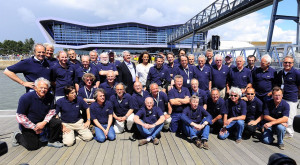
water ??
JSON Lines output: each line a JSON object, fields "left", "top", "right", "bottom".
{"left": 0, "top": 71, "right": 26, "bottom": 110}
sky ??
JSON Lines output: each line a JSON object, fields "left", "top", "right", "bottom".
{"left": 0, "top": 0, "right": 298, "bottom": 46}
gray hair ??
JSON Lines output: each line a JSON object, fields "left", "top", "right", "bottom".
{"left": 214, "top": 54, "right": 223, "bottom": 61}
{"left": 206, "top": 48, "right": 213, "bottom": 53}
{"left": 34, "top": 77, "right": 51, "bottom": 89}
{"left": 236, "top": 55, "right": 245, "bottom": 62}
{"left": 114, "top": 82, "right": 127, "bottom": 91}
{"left": 174, "top": 75, "right": 183, "bottom": 81}
{"left": 100, "top": 52, "right": 108, "bottom": 58}
{"left": 229, "top": 87, "right": 242, "bottom": 98}
{"left": 33, "top": 43, "right": 45, "bottom": 52}
{"left": 122, "top": 50, "right": 130, "bottom": 56}
{"left": 198, "top": 54, "right": 206, "bottom": 60}
{"left": 191, "top": 78, "right": 199, "bottom": 85}
{"left": 190, "top": 95, "right": 199, "bottom": 102}
{"left": 81, "top": 54, "right": 90, "bottom": 60}
{"left": 261, "top": 54, "right": 271, "bottom": 64}
{"left": 43, "top": 43, "right": 54, "bottom": 50}
{"left": 93, "top": 88, "right": 106, "bottom": 100}
{"left": 89, "top": 50, "right": 98, "bottom": 56}
{"left": 211, "top": 87, "right": 220, "bottom": 93}
{"left": 57, "top": 50, "right": 67, "bottom": 58}
{"left": 145, "top": 97, "right": 154, "bottom": 104}
{"left": 284, "top": 55, "right": 294, "bottom": 61}
{"left": 149, "top": 83, "right": 158, "bottom": 89}
{"left": 106, "top": 70, "right": 116, "bottom": 78}
{"left": 188, "top": 54, "right": 194, "bottom": 58}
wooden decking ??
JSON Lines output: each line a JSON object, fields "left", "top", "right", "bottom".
{"left": 0, "top": 110, "right": 300, "bottom": 165}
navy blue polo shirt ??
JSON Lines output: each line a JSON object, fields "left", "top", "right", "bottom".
{"left": 90, "top": 101, "right": 113, "bottom": 124}
{"left": 228, "top": 67, "right": 252, "bottom": 89}
{"left": 74, "top": 65, "right": 100, "bottom": 88}
{"left": 99, "top": 81, "right": 117, "bottom": 100}
{"left": 264, "top": 99, "right": 290, "bottom": 119}
{"left": 173, "top": 64, "right": 196, "bottom": 88}
{"left": 205, "top": 60, "right": 216, "bottom": 67}
{"left": 147, "top": 65, "right": 171, "bottom": 87}
{"left": 252, "top": 67, "right": 277, "bottom": 97}
{"left": 226, "top": 64, "right": 236, "bottom": 70}
{"left": 168, "top": 86, "right": 191, "bottom": 113}
{"left": 224, "top": 99, "right": 247, "bottom": 118}
{"left": 207, "top": 97, "right": 226, "bottom": 118}
{"left": 56, "top": 97, "right": 89, "bottom": 123}
{"left": 211, "top": 64, "right": 230, "bottom": 90}
{"left": 194, "top": 65, "right": 212, "bottom": 91}
{"left": 165, "top": 63, "right": 179, "bottom": 79}
{"left": 191, "top": 88, "right": 208, "bottom": 107}
{"left": 135, "top": 107, "right": 164, "bottom": 124}
{"left": 111, "top": 60, "right": 121, "bottom": 68}
{"left": 7, "top": 57, "right": 51, "bottom": 92}
{"left": 96, "top": 63, "right": 117, "bottom": 83}
{"left": 174, "top": 59, "right": 180, "bottom": 65}
{"left": 246, "top": 97, "right": 263, "bottom": 122}
{"left": 131, "top": 90, "right": 150, "bottom": 112}
{"left": 17, "top": 91, "right": 54, "bottom": 125}
{"left": 182, "top": 106, "right": 212, "bottom": 125}
{"left": 77, "top": 87, "right": 97, "bottom": 99}
{"left": 109, "top": 93, "right": 133, "bottom": 117}
{"left": 245, "top": 65, "right": 257, "bottom": 73}
{"left": 276, "top": 67, "right": 300, "bottom": 102}
{"left": 68, "top": 59, "right": 81, "bottom": 70}
{"left": 46, "top": 58, "right": 59, "bottom": 67}
{"left": 51, "top": 64, "right": 75, "bottom": 96}
{"left": 151, "top": 91, "right": 168, "bottom": 112}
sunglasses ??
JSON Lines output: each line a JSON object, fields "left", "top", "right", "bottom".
{"left": 230, "top": 95, "right": 238, "bottom": 97}
{"left": 247, "top": 93, "right": 255, "bottom": 95}
{"left": 283, "top": 62, "right": 293, "bottom": 64}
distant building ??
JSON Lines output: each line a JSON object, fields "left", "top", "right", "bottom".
{"left": 37, "top": 18, "right": 206, "bottom": 54}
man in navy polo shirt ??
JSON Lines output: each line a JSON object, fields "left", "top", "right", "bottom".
{"left": 75, "top": 55, "right": 100, "bottom": 91}
{"left": 207, "top": 88, "right": 226, "bottom": 133}
{"left": 205, "top": 49, "right": 215, "bottom": 67}
{"left": 97, "top": 52, "right": 118, "bottom": 83}
{"left": 227, "top": 55, "right": 252, "bottom": 94}
{"left": 194, "top": 54, "right": 212, "bottom": 93}
{"left": 168, "top": 75, "right": 191, "bottom": 133}
{"left": 263, "top": 87, "right": 289, "bottom": 150}
{"left": 67, "top": 49, "right": 81, "bottom": 70}
{"left": 225, "top": 54, "right": 235, "bottom": 69}
{"left": 44, "top": 43, "right": 58, "bottom": 67}
{"left": 219, "top": 87, "right": 246, "bottom": 143}
{"left": 181, "top": 95, "right": 212, "bottom": 149}
{"left": 149, "top": 83, "right": 171, "bottom": 130}
{"left": 134, "top": 97, "right": 165, "bottom": 146}
{"left": 245, "top": 55, "right": 257, "bottom": 73}
{"left": 174, "top": 49, "right": 186, "bottom": 65}
{"left": 13, "top": 78, "right": 63, "bottom": 150}
{"left": 146, "top": 55, "right": 171, "bottom": 93}
{"left": 243, "top": 88, "right": 263, "bottom": 139}
{"left": 211, "top": 54, "right": 230, "bottom": 98}
{"left": 110, "top": 83, "right": 135, "bottom": 133}
{"left": 99, "top": 71, "right": 117, "bottom": 100}
{"left": 89, "top": 50, "right": 99, "bottom": 67}
{"left": 131, "top": 81, "right": 150, "bottom": 113}
{"left": 4, "top": 43, "right": 51, "bottom": 92}
{"left": 108, "top": 51, "right": 121, "bottom": 68}
{"left": 166, "top": 52, "right": 179, "bottom": 80}
{"left": 275, "top": 55, "right": 300, "bottom": 138}
{"left": 252, "top": 54, "right": 277, "bottom": 102}
{"left": 173, "top": 55, "right": 196, "bottom": 89}
{"left": 51, "top": 51, "right": 75, "bottom": 101}
{"left": 190, "top": 79, "right": 208, "bottom": 110}
{"left": 188, "top": 54, "right": 195, "bottom": 66}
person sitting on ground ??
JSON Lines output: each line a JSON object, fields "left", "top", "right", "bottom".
{"left": 242, "top": 87, "right": 263, "bottom": 139}
{"left": 77, "top": 73, "right": 97, "bottom": 105}
{"left": 56, "top": 86, "right": 93, "bottom": 146}
{"left": 206, "top": 88, "right": 226, "bottom": 133}
{"left": 262, "top": 87, "right": 289, "bottom": 150}
{"left": 219, "top": 87, "right": 246, "bottom": 143}
{"left": 12, "top": 77, "right": 63, "bottom": 150}
{"left": 181, "top": 95, "right": 212, "bottom": 149}
{"left": 134, "top": 97, "right": 165, "bottom": 146}
{"left": 110, "top": 83, "right": 135, "bottom": 133}
{"left": 90, "top": 88, "right": 116, "bottom": 143}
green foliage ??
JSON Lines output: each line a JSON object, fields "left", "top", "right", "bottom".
{"left": 0, "top": 38, "right": 35, "bottom": 55}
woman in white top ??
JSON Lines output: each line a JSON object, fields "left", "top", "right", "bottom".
{"left": 136, "top": 52, "right": 153, "bottom": 87}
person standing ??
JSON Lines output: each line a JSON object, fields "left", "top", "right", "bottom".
{"left": 136, "top": 52, "right": 153, "bottom": 88}
{"left": 117, "top": 51, "right": 136, "bottom": 94}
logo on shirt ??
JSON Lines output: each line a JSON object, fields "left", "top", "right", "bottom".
{"left": 205, "top": 72, "right": 207, "bottom": 74}
{"left": 223, "top": 72, "right": 226, "bottom": 74}
{"left": 252, "top": 106, "right": 255, "bottom": 108}
{"left": 76, "top": 105, "right": 79, "bottom": 108}
{"left": 106, "top": 109, "right": 109, "bottom": 111}
{"left": 289, "top": 78, "right": 293, "bottom": 80}
{"left": 125, "top": 102, "right": 128, "bottom": 105}
{"left": 243, "top": 76, "right": 246, "bottom": 78}
{"left": 267, "top": 76, "right": 270, "bottom": 77}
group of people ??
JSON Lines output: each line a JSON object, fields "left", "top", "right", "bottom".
{"left": 4, "top": 43, "right": 299, "bottom": 151}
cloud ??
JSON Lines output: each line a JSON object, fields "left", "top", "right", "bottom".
{"left": 17, "top": 7, "right": 36, "bottom": 23}
{"left": 139, "top": 8, "right": 163, "bottom": 22}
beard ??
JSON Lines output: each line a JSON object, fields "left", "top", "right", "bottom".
{"left": 101, "top": 59, "right": 109, "bottom": 64}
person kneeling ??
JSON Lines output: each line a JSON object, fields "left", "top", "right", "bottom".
{"left": 134, "top": 97, "right": 165, "bottom": 146}
{"left": 56, "top": 86, "right": 93, "bottom": 146}
{"left": 90, "top": 88, "right": 116, "bottom": 143}
{"left": 181, "top": 95, "right": 212, "bottom": 149}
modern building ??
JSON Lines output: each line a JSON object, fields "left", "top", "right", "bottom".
{"left": 37, "top": 18, "right": 206, "bottom": 54}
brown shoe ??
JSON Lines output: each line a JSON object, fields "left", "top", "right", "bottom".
{"left": 202, "top": 141, "right": 209, "bottom": 150}
{"left": 279, "top": 144, "right": 285, "bottom": 150}
{"left": 153, "top": 138, "right": 159, "bottom": 145}
{"left": 138, "top": 139, "right": 148, "bottom": 146}
{"left": 194, "top": 139, "right": 202, "bottom": 148}
{"left": 236, "top": 139, "right": 242, "bottom": 144}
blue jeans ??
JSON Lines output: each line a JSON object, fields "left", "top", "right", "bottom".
{"left": 219, "top": 120, "right": 244, "bottom": 140}
{"left": 262, "top": 124, "right": 286, "bottom": 145}
{"left": 136, "top": 121, "right": 163, "bottom": 139}
{"left": 170, "top": 113, "right": 182, "bottom": 133}
{"left": 94, "top": 124, "right": 116, "bottom": 143}
{"left": 182, "top": 122, "right": 210, "bottom": 140}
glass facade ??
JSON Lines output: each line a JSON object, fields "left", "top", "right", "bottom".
{"left": 40, "top": 20, "right": 205, "bottom": 47}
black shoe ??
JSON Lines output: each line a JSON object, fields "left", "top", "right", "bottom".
{"left": 156, "top": 132, "right": 161, "bottom": 139}
{"left": 129, "top": 133, "right": 137, "bottom": 141}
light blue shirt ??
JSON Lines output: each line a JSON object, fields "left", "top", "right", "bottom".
{"left": 125, "top": 61, "right": 136, "bottom": 82}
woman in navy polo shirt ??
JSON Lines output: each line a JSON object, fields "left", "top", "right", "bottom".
{"left": 56, "top": 86, "right": 93, "bottom": 146}
{"left": 90, "top": 88, "right": 116, "bottom": 143}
